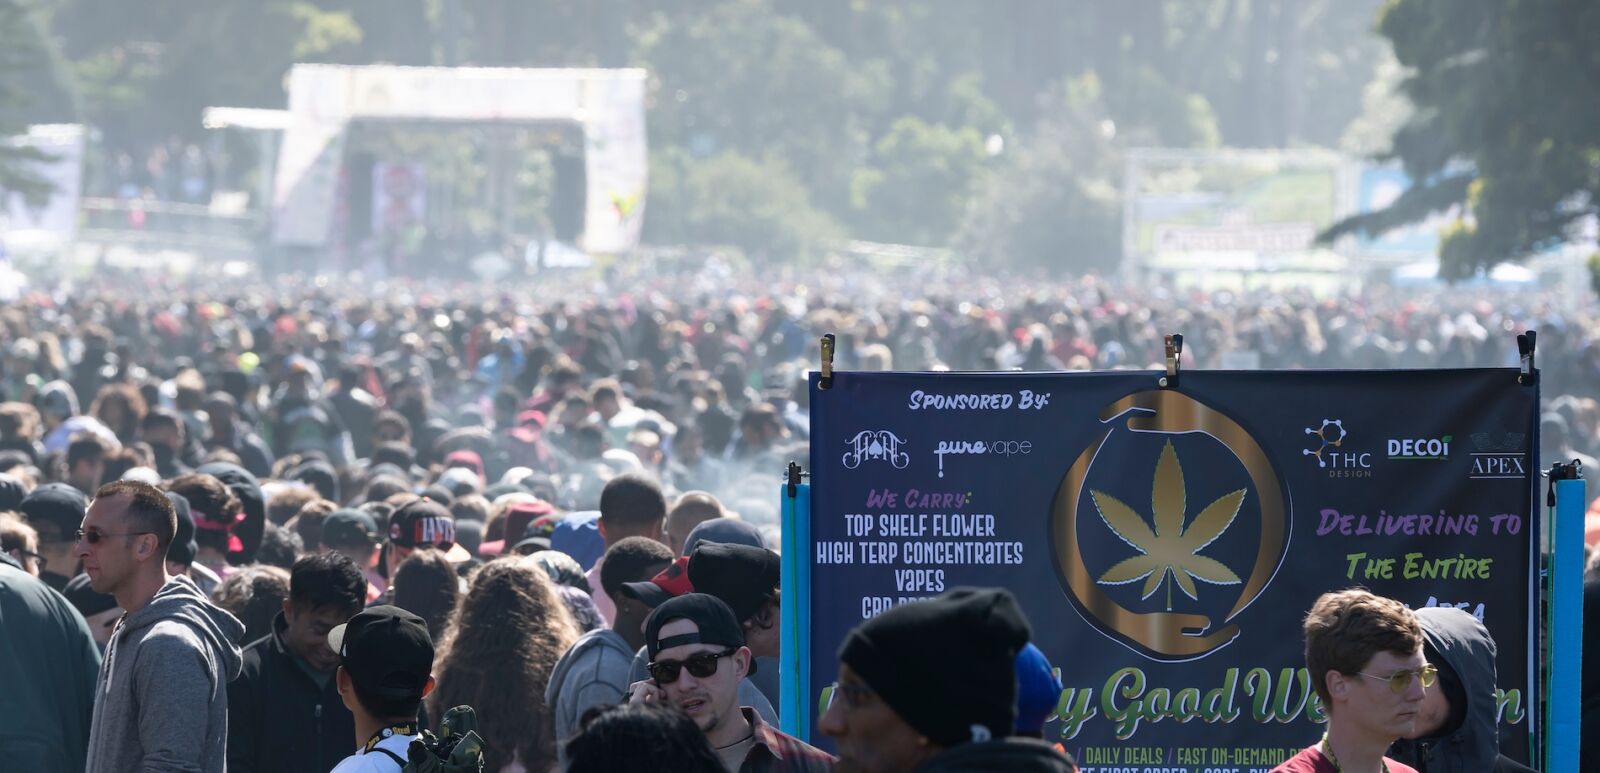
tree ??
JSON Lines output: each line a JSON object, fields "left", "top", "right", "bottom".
{"left": 53, "top": 0, "right": 361, "bottom": 145}
{"left": 849, "top": 117, "right": 986, "bottom": 246}
{"left": 645, "top": 149, "right": 840, "bottom": 261}
{"left": 632, "top": 0, "right": 889, "bottom": 223}
{"left": 0, "top": 0, "right": 58, "bottom": 204}
{"left": 1322, "top": 0, "right": 1600, "bottom": 279}
{"left": 956, "top": 75, "right": 1123, "bottom": 271}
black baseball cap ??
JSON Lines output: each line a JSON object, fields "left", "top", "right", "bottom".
{"left": 682, "top": 518, "right": 766, "bottom": 556}
{"left": 645, "top": 593, "right": 747, "bottom": 661}
{"left": 19, "top": 483, "right": 88, "bottom": 542}
{"left": 328, "top": 605, "right": 434, "bottom": 699}
{"left": 687, "top": 543, "right": 780, "bottom": 622}
{"left": 621, "top": 555, "right": 693, "bottom": 609}
{"left": 322, "top": 509, "right": 380, "bottom": 548}
{"left": 388, "top": 498, "right": 455, "bottom": 549}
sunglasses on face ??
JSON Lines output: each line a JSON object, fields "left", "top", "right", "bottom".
{"left": 823, "top": 681, "right": 875, "bottom": 712}
{"left": 1355, "top": 663, "right": 1438, "bottom": 693}
{"left": 647, "top": 647, "right": 736, "bottom": 684}
{"left": 76, "top": 528, "right": 154, "bottom": 545}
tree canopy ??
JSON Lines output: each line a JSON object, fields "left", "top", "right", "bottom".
{"left": 13, "top": 0, "right": 1405, "bottom": 264}
{"left": 1322, "top": 0, "right": 1600, "bottom": 279}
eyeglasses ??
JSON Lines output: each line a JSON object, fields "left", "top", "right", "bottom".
{"left": 823, "top": 681, "right": 876, "bottom": 712}
{"left": 647, "top": 648, "right": 736, "bottom": 684}
{"left": 75, "top": 528, "right": 154, "bottom": 545}
{"left": 1356, "top": 663, "right": 1438, "bottom": 693}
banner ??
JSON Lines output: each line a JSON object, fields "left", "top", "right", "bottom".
{"left": 807, "top": 370, "right": 1538, "bottom": 770}
{"left": 1123, "top": 148, "right": 1350, "bottom": 273}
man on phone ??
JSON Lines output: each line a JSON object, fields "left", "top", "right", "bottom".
{"left": 628, "top": 593, "right": 832, "bottom": 772}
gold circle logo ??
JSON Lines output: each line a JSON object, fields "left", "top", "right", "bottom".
{"left": 1051, "top": 389, "right": 1290, "bottom": 661}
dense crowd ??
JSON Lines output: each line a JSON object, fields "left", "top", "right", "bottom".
{"left": 0, "top": 265, "right": 1597, "bottom": 772}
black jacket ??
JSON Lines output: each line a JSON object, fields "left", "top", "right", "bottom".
{"left": 226, "top": 611, "right": 354, "bottom": 773}
{"left": 914, "top": 738, "right": 1078, "bottom": 772}
{"left": 1388, "top": 607, "right": 1535, "bottom": 773}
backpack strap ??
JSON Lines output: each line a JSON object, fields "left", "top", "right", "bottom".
{"left": 371, "top": 746, "right": 407, "bottom": 770}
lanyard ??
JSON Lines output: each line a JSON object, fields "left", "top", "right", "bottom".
{"left": 1320, "top": 732, "right": 1389, "bottom": 773}
{"left": 364, "top": 723, "right": 417, "bottom": 753}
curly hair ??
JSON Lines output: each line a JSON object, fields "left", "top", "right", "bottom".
{"left": 211, "top": 564, "right": 290, "bottom": 644}
{"left": 428, "top": 556, "right": 580, "bottom": 772}
{"left": 90, "top": 383, "right": 148, "bottom": 443}
{"left": 166, "top": 473, "right": 243, "bottom": 553}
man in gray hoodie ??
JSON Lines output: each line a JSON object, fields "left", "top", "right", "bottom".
{"left": 78, "top": 480, "right": 245, "bottom": 773}
{"left": 546, "top": 535, "right": 674, "bottom": 762}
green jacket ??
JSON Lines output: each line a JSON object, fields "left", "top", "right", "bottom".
{"left": 0, "top": 558, "right": 102, "bottom": 772}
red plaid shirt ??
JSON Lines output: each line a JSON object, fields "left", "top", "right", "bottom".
{"left": 736, "top": 707, "right": 835, "bottom": 773}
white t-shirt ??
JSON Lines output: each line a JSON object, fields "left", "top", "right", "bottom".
{"left": 330, "top": 733, "right": 417, "bottom": 773}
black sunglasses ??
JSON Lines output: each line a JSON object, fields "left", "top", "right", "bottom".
{"left": 648, "top": 647, "right": 736, "bottom": 684}
{"left": 76, "top": 528, "right": 154, "bottom": 545}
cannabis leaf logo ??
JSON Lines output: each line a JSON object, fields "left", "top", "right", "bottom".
{"left": 1091, "top": 439, "right": 1245, "bottom": 610}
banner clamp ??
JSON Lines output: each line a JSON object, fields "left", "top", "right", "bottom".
{"left": 1544, "top": 458, "right": 1580, "bottom": 507}
{"left": 1517, "top": 330, "right": 1538, "bottom": 385}
{"left": 1159, "top": 334, "right": 1183, "bottom": 388}
{"left": 818, "top": 334, "right": 836, "bottom": 390}
{"left": 786, "top": 461, "right": 807, "bottom": 499}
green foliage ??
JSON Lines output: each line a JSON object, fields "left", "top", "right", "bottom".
{"left": 634, "top": 0, "right": 888, "bottom": 211}
{"left": 645, "top": 147, "right": 840, "bottom": 261}
{"left": 955, "top": 76, "right": 1123, "bottom": 271}
{"left": 849, "top": 117, "right": 986, "bottom": 246}
{"left": 0, "top": 0, "right": 56, "bottom": 204}
{"left": 37, "top": 0, "right": 1399, "bottom": 266}
{"left": 1324, "top": 0, "right": 1600, "bottom": 279}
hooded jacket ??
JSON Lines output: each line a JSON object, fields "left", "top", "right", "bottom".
{"left": 913, "top": 737, "right": 1078, "bottom": 773}
{"left": 546, "top": 627, "right": 637, "bottom": 765}
{"left": 85, "top": 574, "right": 244, "bottom": 773}
{"left": 1388, "top": 607, "right": 1533, "bottom": 773}
{"left": 227, "top": 611, "right": 354, "bottom": 773}
{"left": 0, "top": 558, "right": 102, "bottom": 773}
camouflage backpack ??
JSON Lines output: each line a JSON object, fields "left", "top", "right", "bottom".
{"left": 371, "top": 706, "right": 486, "bottom": 773}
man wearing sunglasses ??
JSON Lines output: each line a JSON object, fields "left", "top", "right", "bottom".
{"left": 78, "top": 480, "right": 245, "bottom": 773}
{"left": 1388, "top": 607, "right": 1535, "bottom": 772}
{"left": 629, "top": 593, "right": 833, "bottom": 772}
{"left": 1274, "top": 589, "right": 1427, "bottom": 773}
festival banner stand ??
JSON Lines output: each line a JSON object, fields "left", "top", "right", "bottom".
{"left": 1545, "top": 462, "right": 1583, "bottom": 772}
{"left": 778, "top": 331, "right": 1582, "bottom": 770}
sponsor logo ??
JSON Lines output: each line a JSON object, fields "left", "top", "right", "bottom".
{"left": 842, "top": 430, "right": 910, "bottom": 470}
{"left": 1470, "top": 453, "right": 1526, "bottom": 479}
{"left": 1387, "top": 435, "right": 1452, "bottom": 460}
{"left": 1303, "top": 419, "right": 1372, "bottom": 477}
{"left": 1052, "top": 389, "right": 1289, "bottom": 661}
{"left": 933, "top": 438, "right": 1032, "bottom": 478}
{"left": 1469, "top": 432, "right": 1528, "bottom": 481}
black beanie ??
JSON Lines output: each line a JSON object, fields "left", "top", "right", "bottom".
{"left": 838, "top": 587, "right": 1031, "bottom": 746}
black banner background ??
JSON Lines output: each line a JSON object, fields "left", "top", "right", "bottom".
{"left": 807, "top": 369, "right": 1537, "bottom": 770}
